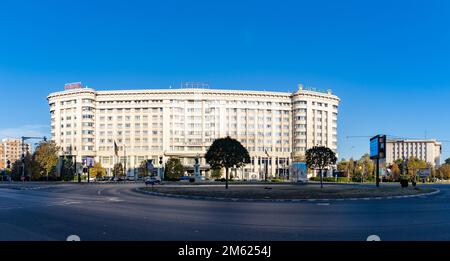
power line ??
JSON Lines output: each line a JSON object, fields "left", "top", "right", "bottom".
{"left": 346, "top": 135, "right": 450, "bottom": 143}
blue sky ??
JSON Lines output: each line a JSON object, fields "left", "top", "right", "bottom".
{"left": 1, "top": 0, "right": 449, "bottom": 160}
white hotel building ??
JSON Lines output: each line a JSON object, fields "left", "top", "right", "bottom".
{"left": 386, "top": 139, "right": 442, "bottom": 167}
{"left": 47, "top": 84, "right": 340, "bottom": 179}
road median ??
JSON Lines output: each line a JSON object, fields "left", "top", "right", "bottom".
{"left": 136, "top": 184, "right": 440, "bottom": 202}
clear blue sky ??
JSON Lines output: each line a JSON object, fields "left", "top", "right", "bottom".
{"left": 1, "top": 0, "right": 449, "bottom": 160}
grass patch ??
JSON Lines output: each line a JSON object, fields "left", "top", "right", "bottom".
{"left": 141, "top": 184, "right": 437, "bottom": 200}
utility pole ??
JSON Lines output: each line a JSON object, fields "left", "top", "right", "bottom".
{"left": 21, "top": 140, "right": 25, "bottom": 182}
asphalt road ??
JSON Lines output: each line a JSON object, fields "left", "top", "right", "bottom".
{"left": 0, "top": 182, "right": 450, "bottom": 241}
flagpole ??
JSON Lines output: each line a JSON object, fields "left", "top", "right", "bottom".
{"left": 114, "top": 140, "right": 119, "bottom": 178}
{"left": 124, "top": 144, "right": 127, "bottom": 178}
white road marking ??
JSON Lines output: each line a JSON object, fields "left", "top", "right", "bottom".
{"left": 107, "top": 197, "right": 124, "bottom": 202}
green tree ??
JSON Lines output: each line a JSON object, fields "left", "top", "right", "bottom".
{"left": 205, "top": 136, "right": 250, "bottom": 189}
{"left": 445, "top": 158, "right": 450, "bottom": 165}
{"left": 305, "top": 146, "right": 337, "bottom": 189}
{"left": 437, "top": 164, "right": 450, "bottom": 180}
{"left": 337, "top": 160, "right": 349, "bottom": 172}
{"left": 164, "top": 158, "right": 185, "bottom": 180}
{"left": 389, "top": 163, "right": 401, "bottom": 181}
{"left": 210, "top": 168, "right": 222, "bottom": 179}
{"left": 406, "top": 157, "right": 427, "bottom": 181}
{"left": 10, "top": 159, "right": 22, "bottom": 181}
{"left": 10, "top": 154, "right": 39, "bottom": 181}
{"left": 60, "top": 157, "right": 75, "bottom": 181}
{"left": 33, "top": 141, "right": 60, "bottom": 181}
{"left": 360, "top": 154, "right": 374, "bottom": 181}
{"left": 113, "top": 163, "right": 124, "bottom": 178}
{"left": 336, "top": 159, "right": 354, "bottom": 181}
{"left": 138, "top": 160, "right": 150, "bottom": 178}
{"left": 427, "top": 163, "right": 436, "bottom": 182}
{"left": 90, "top": 162, "right": 106, "bottom": 179}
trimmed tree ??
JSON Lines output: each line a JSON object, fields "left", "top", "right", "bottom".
{"left": 305, "top": 146, "right": 337, "bottom": 189}
{"left": 164, "top": 158, "right": 185, "bottom": 180}
{"left": 205, "top": 136, "right": 250, "bottom": 189}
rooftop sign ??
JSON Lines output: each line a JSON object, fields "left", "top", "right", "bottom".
{"left": 64, "top": 82, "right": 82, "bottom": 90}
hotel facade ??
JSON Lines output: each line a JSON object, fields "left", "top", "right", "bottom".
{"left": 47, "top": 84, "right": 340, "bottom": 179}
{"left": 386, "top": 139, "right": 442, "bottom": 167}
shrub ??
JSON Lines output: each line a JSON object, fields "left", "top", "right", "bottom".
{"left": 270, "top": 178, "right": 284, "bottom": 183}
{"left": 400, "top": 179, "right": 408, "bottom": 188}
{"left": 337, "top": 177, "right": 349, "bottom": 183}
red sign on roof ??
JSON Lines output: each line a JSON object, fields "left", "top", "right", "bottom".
{"left": 64, "top": 82, "right": 82, "bottom": 90}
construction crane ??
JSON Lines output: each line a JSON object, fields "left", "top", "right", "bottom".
{"left": 21, "top": 136, "right": 47, "bottom": 181}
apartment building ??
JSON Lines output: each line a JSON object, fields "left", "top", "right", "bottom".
{"left": 0, "top": 139, "right": 31, "bottom": 169}
{"left": 47, "top": 83, "right": 340, "bottom": 179}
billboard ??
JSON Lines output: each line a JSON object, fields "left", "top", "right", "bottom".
{"left": 290, "top": 162, "right": 308, "bottom": 182}
{"left": 82, "top": 157, "right": 95, "bottom": 167}
{"left": 370, "top": 135, "right": 386, "bottom": 159}
{"left": 370, "top": 137, "right": 379, "bottom": 159}
{"left": 417, "top": 169, "right": 431, "bottom": 178}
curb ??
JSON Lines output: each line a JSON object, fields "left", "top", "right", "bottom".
{"left": 0, "top": 186, "right": 54, "bottom": 191}
{"left": 134, "top": 187, "right": 441, "bottom": 203}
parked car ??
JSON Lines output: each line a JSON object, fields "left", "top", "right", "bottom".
{"left": 179, "top": 176, "right": 190, "bottom": 182}
{"left": 145, "top": 176, "right": 161, "bottom": 185}
{"left": 126, "top": 176, "right": 135, "bottom": 181}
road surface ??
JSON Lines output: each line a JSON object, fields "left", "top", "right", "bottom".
{"left": 0, "top": 182, "right": 449, "bottom": 241}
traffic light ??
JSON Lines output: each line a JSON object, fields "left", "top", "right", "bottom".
{"left": 6, "top": 160, "right": 11, "bottom": 169}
